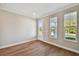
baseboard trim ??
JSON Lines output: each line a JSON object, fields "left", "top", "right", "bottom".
{"left": 39, "top": 39, "right": 79, "bottom": 54}
{"left": 0, "top": 38, "right": 36, "bottom": 49}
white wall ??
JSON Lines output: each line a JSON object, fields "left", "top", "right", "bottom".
{"left": 0, "top": 9, "right": 36, "bottom": 47}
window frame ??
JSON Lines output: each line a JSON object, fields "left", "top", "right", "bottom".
{"left": 50, "top": 16, "right": 58, "bottom": 39}
{"left": 64, "top": 11, "right": 77, "bottom": 42}
{"left": 38, "top": 19, "right": 43, "bottom": 40}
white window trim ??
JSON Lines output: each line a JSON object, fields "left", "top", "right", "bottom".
{"left": 64, "top": 11, "right": 77, "bottom": 43}
{"left": 38, "top": 19, "right": 43, "bottom": 40}
{"left": 50, "top": 16, "right": 57, "bottom": 39}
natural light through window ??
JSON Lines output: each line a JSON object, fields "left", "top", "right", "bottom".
{"left": 64, "top": 11, "right": 77, "bottom": 42}
{"left": 50, "top": 17, "right": 57, "bottom": 38}
{"left": 38, "top": 20, "right": 43, "bottom": 40}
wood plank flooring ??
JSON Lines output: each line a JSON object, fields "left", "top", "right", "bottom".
{"left": 0, "top": 40, "right": 79, "bottom": 56}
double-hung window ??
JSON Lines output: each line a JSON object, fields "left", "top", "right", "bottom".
{"left": 38, "top": 20, "right": 43, "bottom": 39}
{"left": 50, "top": 17, "right": 57, "bottom": 38}
{"left": 64, "top": 11, "right": 77, "bottom": 42}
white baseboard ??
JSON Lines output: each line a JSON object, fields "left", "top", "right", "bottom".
{"left": 0, "top": 37, "right": 36, "bottom": 49}
{"left": 39, "top": 39, "right": 79, "bottom": 54}
{"left": 0, "top": 38, "right": 79, "bottom": 54}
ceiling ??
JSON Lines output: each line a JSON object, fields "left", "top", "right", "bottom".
{"left": 0, "top": 3, "right": 76, "bottom": 19}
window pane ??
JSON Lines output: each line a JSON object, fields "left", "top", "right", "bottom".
{"left": 38, "top": 20, "right": 43, "bottom": 40}
{"left": 50, "top": 17, "right": 57, "bottom": 38}
{"left": 64, "top": 12, "right": 77, "bottom": 41}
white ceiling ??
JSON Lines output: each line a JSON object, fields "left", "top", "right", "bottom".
{"left": 0, "top": 3, "right": 74, "bottom": 19}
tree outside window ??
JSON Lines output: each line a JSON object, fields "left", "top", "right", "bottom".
{"left": 64, "top": 12, "right": 77, "bottom": 41}
{"left": 50, "top": 17, "right": 57, "bottom": 38}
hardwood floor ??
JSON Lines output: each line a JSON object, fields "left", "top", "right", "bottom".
{"left": 0, "top": 40, "right": 78, "bottom": 56}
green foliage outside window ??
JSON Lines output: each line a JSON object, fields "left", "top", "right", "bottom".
{"left": 64, "top": 12, "right": 77, "bottom": 40}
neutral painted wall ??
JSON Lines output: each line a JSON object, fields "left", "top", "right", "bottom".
{"left": 0, "top": 10, "right": 36, "bottom": 47}
{"left": 41, "top": 5, "right": 79, "bottom": 52}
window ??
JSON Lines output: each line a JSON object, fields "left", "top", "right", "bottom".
{"left": 38, "top": 20, "right": 43, "bottom": 40}
{"left": 50, "top": 17, "right": 57, "bottom": 38}
{"left": 64, "top": 12, "right": 77, "bottom": 42}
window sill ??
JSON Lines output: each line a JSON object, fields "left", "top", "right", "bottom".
{"left": 50, "top": 36, "right": 57, "bottom": 40}
{"left": 64, "top": 38, "right": 77, "bottom": 43}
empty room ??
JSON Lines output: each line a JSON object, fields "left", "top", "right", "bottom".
{"left": 0, "top": 3, "right": 79, "bottom": 56}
